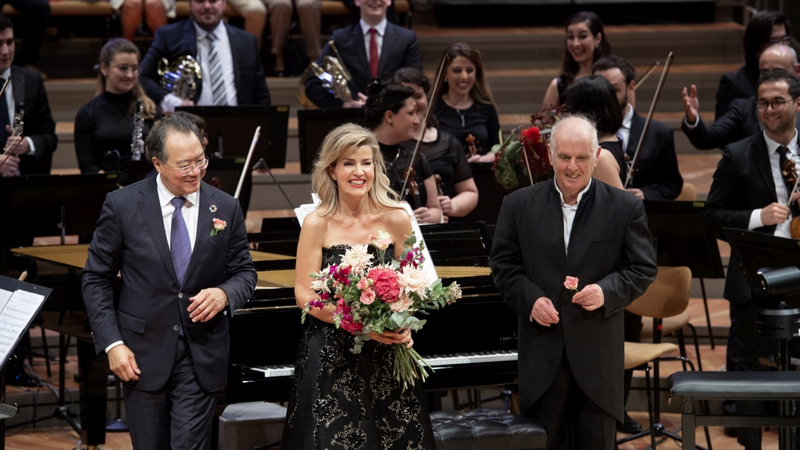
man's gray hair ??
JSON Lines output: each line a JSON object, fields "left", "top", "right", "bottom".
{"left": 549, "top": 114, "right": 599, "bottom": 161}
{"left": 146, "top": 114, "right": 202, "bottom": 162}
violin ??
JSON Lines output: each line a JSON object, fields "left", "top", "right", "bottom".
{"left": 781, "top": 158, "right": 800, "bottom": 239}
{"left": 403, "top": 166, "right": 423, "bottom": 210}
{"left": 434, "top": 174, "right": 446, "bottom": 223}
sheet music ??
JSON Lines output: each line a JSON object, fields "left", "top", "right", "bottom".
{"left": 0, "top": 288, "right": 11, "bottom": 314}
{"left": 0, "top": 289, "right": 45, "bottom": 370}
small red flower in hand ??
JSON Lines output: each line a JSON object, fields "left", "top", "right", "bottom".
{"left": 564, "top": 276, "right": 579, "bottom": 292}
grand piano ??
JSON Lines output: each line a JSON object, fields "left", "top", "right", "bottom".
{"left": 224, "top": 220, "right": 520, "bottom": 405}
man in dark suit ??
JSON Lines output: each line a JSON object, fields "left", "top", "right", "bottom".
{"left": 704, "top": 69, "right": 800, "bottom": 450}
{"left": 303, "top": 0, "right": 422, "bottom": 109}
{"left": 682, "top": 43, "right": 800, "bottom": 151}
{"left": 82, "top": 115, "right": 257, "bottom": 449}
{"left": 0, "top": 14, "right": 56, "bottom": 178}
{"left": 139, "top": 0, "right": 270, "bottom": 113}
{"left": 593, "top": 55, "right": 683, "bottom": 201}
{"left": 490, "top": 115, "right": 657, "bottom": 449}
{"left": 715, "top": 10, "right": 791, "bottom": 120}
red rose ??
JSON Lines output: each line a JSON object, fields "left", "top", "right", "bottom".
{"left": 367, "top": 268, "right": 401, "bottom": 303}
{"left": 521, "top": 126, "right": 540, "bottom": 145}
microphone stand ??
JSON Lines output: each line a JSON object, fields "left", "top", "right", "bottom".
{"left": 253, "top": 158, "right": 295, "bottom": 210}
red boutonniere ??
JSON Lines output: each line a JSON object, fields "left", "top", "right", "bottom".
{"left": 210, "top": 218, "right": 226, "bottom": 236}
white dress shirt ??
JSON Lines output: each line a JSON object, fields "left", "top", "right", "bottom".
{"left": 554, "top": 178, "right": 593, "bottom": 255}
{"left": 105, "top": 175, "right": 200, "bottom": 353}
{"left": 748, "top": 130, "right": 800, "bottom": 238}
{"left": 618, "top": 105, "right": 633, "bottom": 151}
{"left": 360, "top": 18, "right": 387, "bottom": 65}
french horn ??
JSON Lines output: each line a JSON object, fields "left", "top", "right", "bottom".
{"left": 158, "top": 55, "right": 202, "bottom": 101}
{"left": 298, "top": 41, "right": 353, "bottom": 109}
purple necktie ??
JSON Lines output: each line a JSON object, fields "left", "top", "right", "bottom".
{"left": 170, "top": 197, "right": 192, "bottom": 285}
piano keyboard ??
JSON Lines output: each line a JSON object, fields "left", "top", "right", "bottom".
{"left": 249, "top": 350, "right": 519, "bottom": 378}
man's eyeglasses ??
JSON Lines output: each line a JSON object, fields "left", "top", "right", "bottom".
{"left": 756, "top": 98, "right": 789, "bottom": 112}
{"left": 768, "top": 36, "right": 793, "bottom": 45}
{"left": 110, "top": 64, "right": 139, "bottom": 74}
{"left": 164, "top": 157, "right": 209, "bottom": 176}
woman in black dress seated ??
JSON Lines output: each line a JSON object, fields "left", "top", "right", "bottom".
{"left": 281, "top": 123, "right": 435, "bottom": 450}
{"left": 395, "top": 68, "right": 478, "bottom": 220}
{"left": 434, "top": 42, "right": 499, "bottom": 163}
{"left": 542, "top": 11, "right": 611, "bottom": 111}
{"left": 366, "top": 80, "right": 441, "bottom": 224}
{"left": 74, "top": 38, "right": 160, "bottom": 185}
{"left": 564, "top": 75, "right": 624, "bottom": 190}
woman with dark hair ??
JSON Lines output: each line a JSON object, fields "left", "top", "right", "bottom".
{"left": 564, "top": 75, "right": 624, "bottom": 190}
{"left": 434, "top": 42, "right": 500, "bottom": 163}
{"left": 75, "top": 38, "right": 160, "bottom": 185}
{"left": 395, "top": 67, "right": 478, "bottom": 220}
{"left": 542, "top": 11, "right": 611, "bottom": 111}
{"left": 715, "top": 10, "right": 792, "bottom": 119}
{"left": 365, "top": 80, "right": 442, "bottom": 224}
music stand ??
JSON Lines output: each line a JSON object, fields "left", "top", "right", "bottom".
{"left": 0, "top": 275, "right": 53, "bottom": 450}
{"left": 297, "top": 108, "right": 366, "bottom": 174}
{"left": 176, "top": 105, "right": 289, "bottom": 169}
{"left": 644, "top": 200, "right": 725, "bottom": 348}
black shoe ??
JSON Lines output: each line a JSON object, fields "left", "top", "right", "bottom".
{"left": 6, "top": 367, "right": 39, "bottom": 387}
{"left": 616, "top": 412, "right": 642, "bottom": 434}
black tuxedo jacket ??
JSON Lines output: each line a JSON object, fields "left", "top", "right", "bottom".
{"left": 715, "top": 64, "right": 758, "bottom": 121}
{"left": 626, "top": 112, "right": 683, "bottom": 200}
{"left": 703, "top": 133, "right": 781, "bottom": 306}
{"left": 304, "top": 22, "right": 422, "bottom": 108}
{"left": 12, "top": 65, "right": 57, "bottom": 174}
{"left": 490, "top": 180, "right": 657, "bottom": 421}
{"left": 683, "top": 97, "right": 800, "bottom": 151}
{"left": 139, "top": 20, "right": 270, "bottom": 106}
{"left": 82, "top": 178, "right": 257, "bottom": 392}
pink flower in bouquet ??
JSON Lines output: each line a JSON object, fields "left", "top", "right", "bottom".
{"left": 368, "top": 267, "right": 400, "bottom": 303}
{"left": 390, "top": 293, "right": 414, "bottom": 313}
{"left": 357, "top": 277, "right": 371, "bottom": 290}
{"left": 369, "top": 230, "right": 393, "bottom": 251}
{"left": 360, "top": 289, "right": 376, "bottom": 305}
{"left": 564, "top": 276, "right": 579, "bottom": 291}
{"left": 341, "top": 314, "right": 363, "bottom": 333}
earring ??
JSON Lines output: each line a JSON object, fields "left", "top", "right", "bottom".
{"left": 443, "top": 78, "right": 448, "bottom": 83}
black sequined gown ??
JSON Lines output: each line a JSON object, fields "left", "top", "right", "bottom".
{"left": 281, "top": 245, "right": 435, "bottom": 450}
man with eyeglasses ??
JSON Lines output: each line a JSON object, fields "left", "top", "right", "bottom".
{"left": 83, "top": 114, "right": 257, "bottom": 450}
{"left": 703, "top": 69, "right": 800, "bottom": 450}
{"left": 682, "top": 44, "right": 800, "bottom": 151}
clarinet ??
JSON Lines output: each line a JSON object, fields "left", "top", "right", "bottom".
{"left": 130, "top": 99, "right": 145, "bottom": 161}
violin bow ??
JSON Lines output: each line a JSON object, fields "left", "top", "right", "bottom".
{"left": 634, "top": 61, "right": 660, "bottom": 90}
{"left": 625, "top": 52, "right": 673, "bottom": 189}
{"left": 400, "top": 55, "right": 450, "bottom": 197}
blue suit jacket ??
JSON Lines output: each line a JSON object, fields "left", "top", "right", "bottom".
{"left": 82, "top": 178, "right": 257, "bottom": 392}
{"left": 304, "top": 22, "right": 422, "bottom": 108}
{"left": 139, "top": 20, "right": 270, "bottom": 106}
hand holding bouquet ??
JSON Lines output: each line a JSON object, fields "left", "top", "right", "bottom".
{"left": 302, "top": 231, "right": 462, "bottom": 390}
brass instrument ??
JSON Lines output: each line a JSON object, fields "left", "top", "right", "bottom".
{"left": 158, "top": 55, "right": 202, "bottom": 101}
{"left": 298, "top": 41, "right": 353, "bottom": 109}
{"left": 130, "top": 99, "right": 145, "bottom": 161}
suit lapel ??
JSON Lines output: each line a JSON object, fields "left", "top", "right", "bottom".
{"left": 377, "top": 23, "right": 395, "bottom": 77}
{"left": 184, "top": 21, "right": 201, "bottom": 102}
{"left": 183, "top": 183, "right": 215, "bottom": 286}
{"left": 139, "top": 178, "right": 180, "bottom": 286}
{"left": 565, "top": 181, "right": 595, "bottom": 270}
{"left": 544, "top": 182, "right": 568, "bottom": 265}
{"left": 626, "top": 112, "right": 643, "bottom": 157}
{"left": 11, "top": 68, "right": 24, "bottom": 114}
{"left": 752, "top": 135, "right": 778, "bottom": 202}
{"left": 226, "top": 24, "right": 242, "bottom": 104}
{"left": 351, "top": 24, "right": 370, "bottom": 82}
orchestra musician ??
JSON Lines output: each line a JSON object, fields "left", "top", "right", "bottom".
{"left": 74, "top": 38, "right": 160, "bottom": 186}
{"left": 434, "top": 42, "right": 499, "bottom": 163}
{"left": 491, "top": 114, "right": 656, "bottom": 449}
{"left": 703, "top": 69, "right": 800, "bottom": 450}
{"left": 365, "top": 80, "right": 441, "bottom": 224}
{"left": 138, "top": 0, "right": 270, "bottom": 113}
{"left": 303, "top": 0, "right": 422, "bottom": 109}
{"left": 541, "top": 11, "right": 611, "bottom": 111}
{"left": 82, "top": 114, "right": 257, "bottom": 450}
{"left": 394, "top": 68, "right": 478, "bottom": 220}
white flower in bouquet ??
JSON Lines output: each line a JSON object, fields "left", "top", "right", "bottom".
{"left": 397, "top": 265, "right": 428, "bottom": 300}
{"left": 339, "top": 244, "right": 373, "bottom": 274}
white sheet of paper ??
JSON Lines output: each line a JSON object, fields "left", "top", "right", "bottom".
{"left": 0, "top": 288, "right": 12, "bottom": 315}
{"left": 0, "top": 289, "right": 46, "bottom": 370}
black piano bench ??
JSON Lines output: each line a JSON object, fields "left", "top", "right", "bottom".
{"left": 430, "top": 408, "right": 547, "bottom": 450}
{"left": 669, "top": 371, "right": 800, "bottom": 450}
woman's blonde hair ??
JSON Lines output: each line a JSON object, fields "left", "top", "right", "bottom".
{"left": 311, "top": 123, "right": 404, "bottom": 217}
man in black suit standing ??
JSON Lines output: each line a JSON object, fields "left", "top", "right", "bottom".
{"left": 0, "top": 13, "right": 56, "bottom": 178}
{"left": 593, "top": 55, "right": 683, "bottom": 201}
{"left": 139, "top": 0, "right": 270, "bottom": 113}
{"left": 704, "top": 69, "right": 800, "bottom": 450}
{"left": 682, "top": 44, "right": 800, "bottom": 151}
{"left": 303, "top": 0, "right": 422, "bottom": 109}
{"left": 83, "top": 115, "right": 257, "bottom": 449}
{"left": 490, "top": 115, "right": 657, "bottom": 449}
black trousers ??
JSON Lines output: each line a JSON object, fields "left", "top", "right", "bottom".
{"left": 123, "top": 336, "right": 217, "bottom": 450}
{"left": 526, "top": 352, "right": 616, "bottom": 450}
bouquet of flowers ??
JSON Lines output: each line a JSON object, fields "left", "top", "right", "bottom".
{"left": 492, "top": 106, "right": 566, "bottom": 190}
{"left": 302, "top": 231, "right": 462, "bottom": 390}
